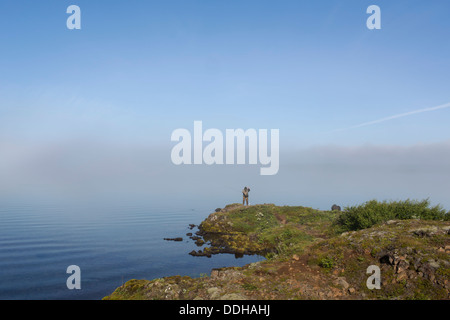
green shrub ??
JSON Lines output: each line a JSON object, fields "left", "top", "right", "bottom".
{"left": 334, "top": 199, "right": 449, "bottom": 232}
{"left": 319, "top": 256, "right": 335, "bottom": 269}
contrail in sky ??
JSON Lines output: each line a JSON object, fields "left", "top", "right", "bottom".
{"left": 331, "top": 102, "right": 450, "bottom": 133}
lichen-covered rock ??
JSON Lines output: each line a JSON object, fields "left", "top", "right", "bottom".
{"left": 219, "top": 293, "right": 248, "bottom": 300}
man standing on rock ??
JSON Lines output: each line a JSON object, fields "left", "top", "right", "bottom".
{"left": 242, "top": 187, "right": 250, "bottom": 206}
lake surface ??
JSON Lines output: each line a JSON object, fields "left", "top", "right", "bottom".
{"left": 0, "top": 200, "right": 264, "bottom": 300}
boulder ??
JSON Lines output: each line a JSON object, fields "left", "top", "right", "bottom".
{"left": 331, "top": 204, "right": 341, "bottom": 211}
{"left": 396, "top": 272, "right": 408, "bottom": 282}
{"left": 396, "top": 259, "right": 410, "bottom": 274}
{"left": 333, "top": 277, "right": 349, "bottom": 290}
{"left": 207, "top": 287, "right": 221, "bottom": 299}
{"left": 411, "top": 226, "right": 438, "bottom": 237}
{"left": 219, "top": 293, "right": 248, "bottom": 300}
{"left": 379, "top": 251, "right": 395, "bottom": 265}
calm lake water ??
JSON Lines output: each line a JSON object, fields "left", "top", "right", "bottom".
{"left": 0, "top": 200, "right": 264, "bottom": 300}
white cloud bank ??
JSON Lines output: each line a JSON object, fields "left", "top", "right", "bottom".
{"left": 1, "top": 138, "right": 449, "bottom": 210}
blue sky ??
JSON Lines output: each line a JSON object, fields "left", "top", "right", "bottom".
{"left": 1, "top": 1, "right": 450, "bottom": 208}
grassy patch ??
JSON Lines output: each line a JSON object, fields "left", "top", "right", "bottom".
{"left": 241, "top": 283, "right": 258, "bottom": 291}
{"left": 203, "top": 204, "right": 334, "bottom": 257}
{"left": 229, "top": 205, "right": 279, "bottom": 233}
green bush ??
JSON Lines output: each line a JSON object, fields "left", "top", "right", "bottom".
{"left": 334, "top": 199, "right": 449, "bottom": 232}
{"left": 319, "top": 256, "right": 335, "bottom": 269}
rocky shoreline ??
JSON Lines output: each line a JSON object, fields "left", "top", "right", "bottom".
{"left": 182, "top": 203, "right": 277, "bottom": 258}
{"left": 104, "top": 203, "right": 450, "bottom": 300}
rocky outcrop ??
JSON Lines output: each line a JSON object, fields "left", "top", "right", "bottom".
{"left": 191, "top": 205, "right": 277, "bottom": 257}
{"left": 104, "top": 205, "right": 449, "bottom": 301}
